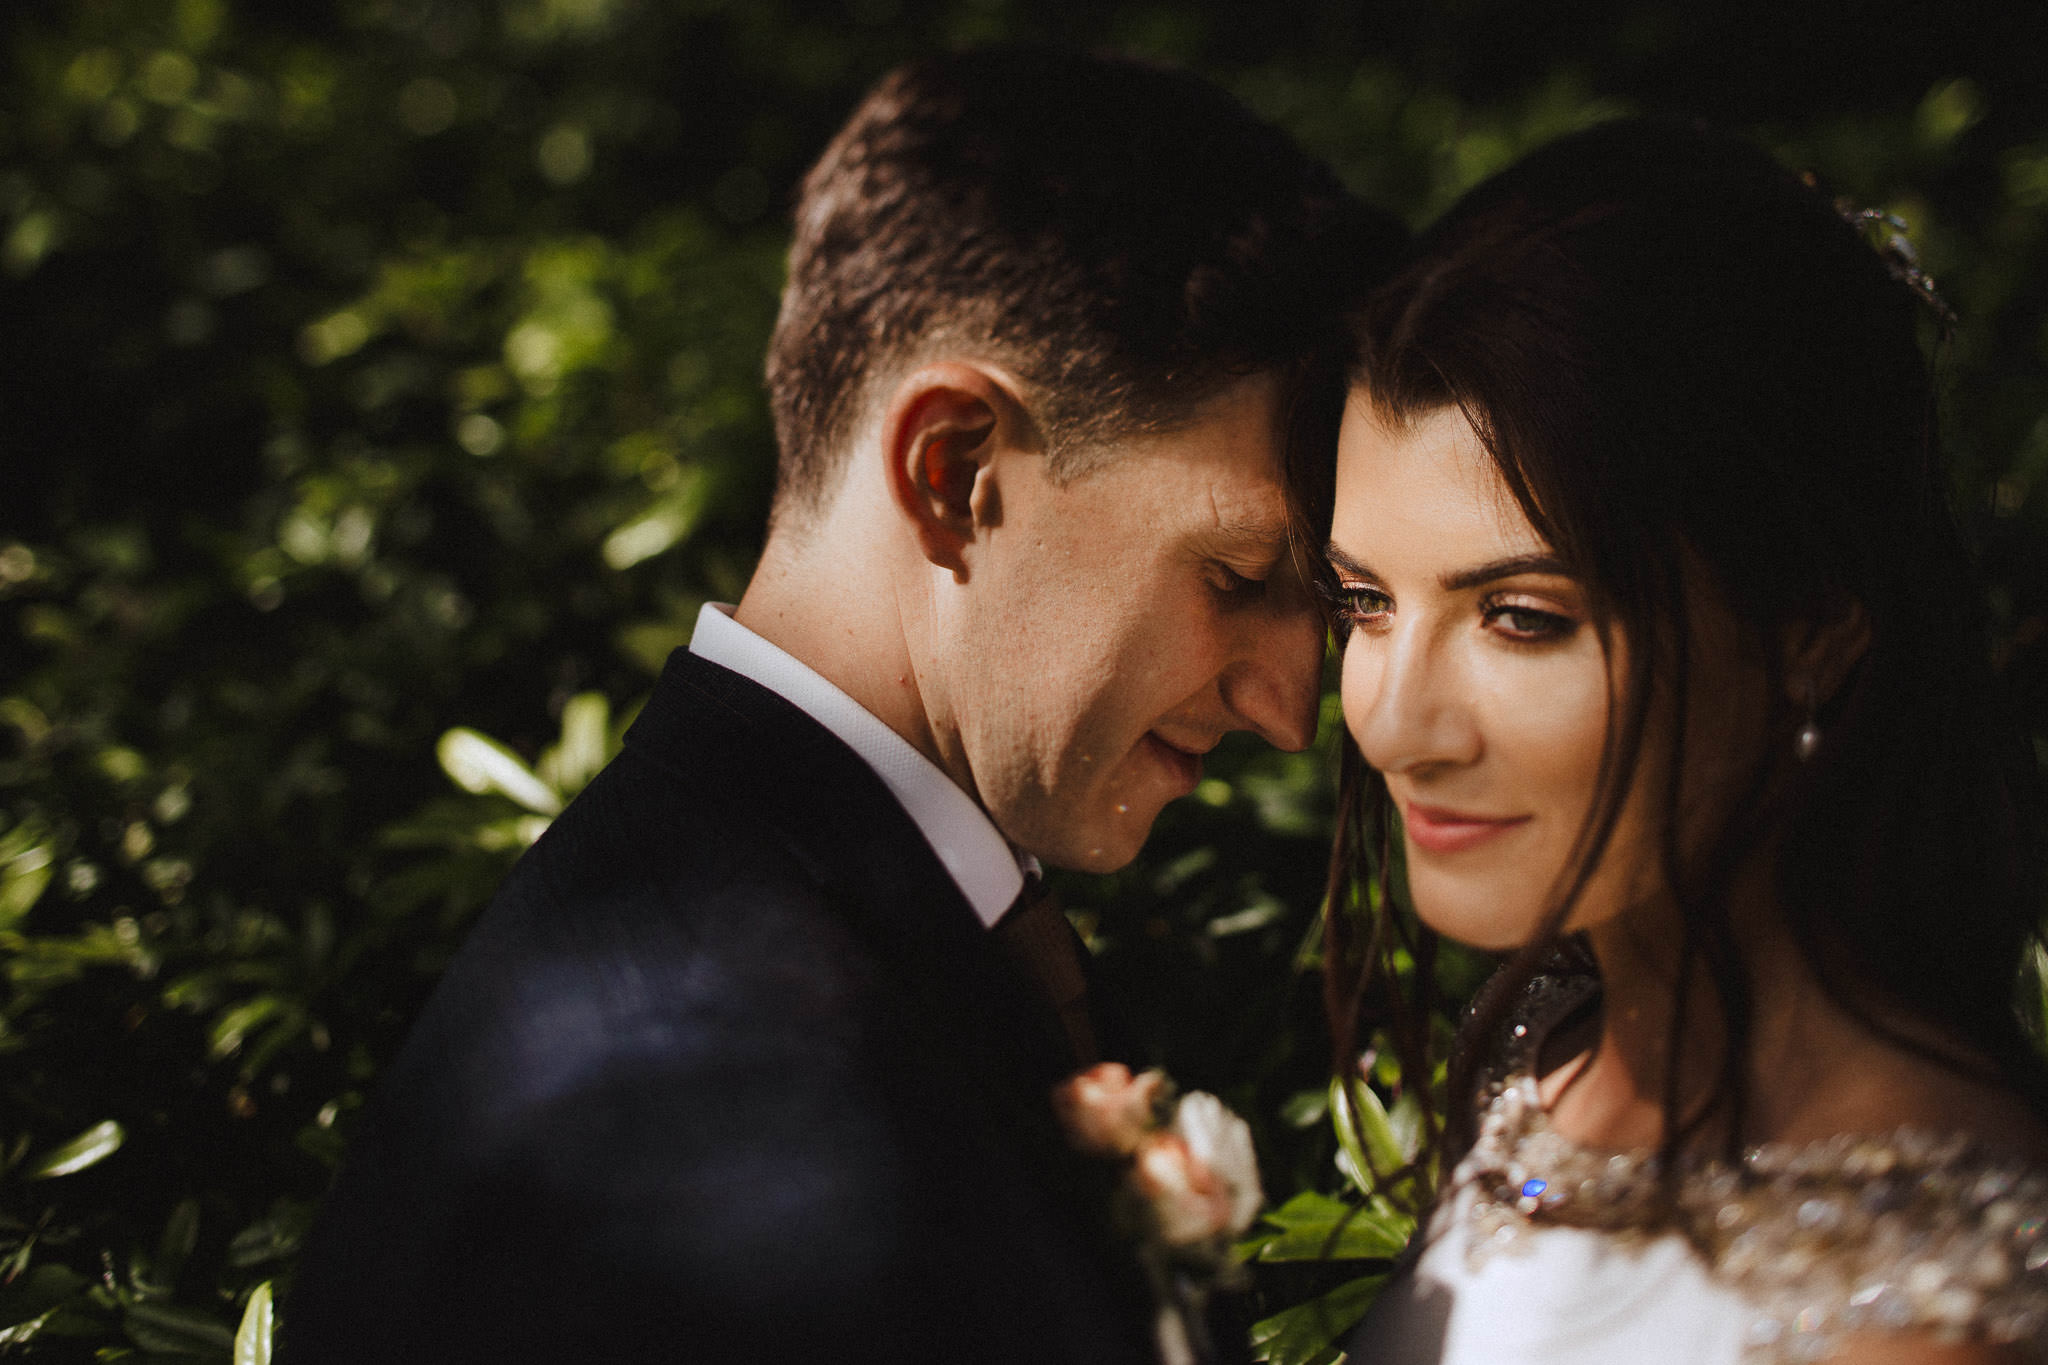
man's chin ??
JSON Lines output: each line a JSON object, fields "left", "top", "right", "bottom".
{"left": 1015, "top": 804, "right": 1164, "bottom": 875}
{"left": 1055, "top": 842, "right": 1144, "bottom": 876}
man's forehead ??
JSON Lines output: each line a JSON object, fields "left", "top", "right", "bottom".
{"left": 1073, "top": 369, "right": 1300, "bottom": 551}
{"left": 1179, "top": 406, "right": 1296, "bottom": 554}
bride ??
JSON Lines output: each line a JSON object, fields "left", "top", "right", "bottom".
{"left": 1322, "top": 119, "right": 2048, "bottom": 1364}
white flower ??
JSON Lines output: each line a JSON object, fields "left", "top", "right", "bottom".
{"left": 1132, "top": 1131, "right": 1235, "bottom": 1246}
{"left": 1169, "top": 1090, "right": 1264, "bottom": 1235}
{"left": 1050, "top": 1066, "right": 1265, "bottom": 1261}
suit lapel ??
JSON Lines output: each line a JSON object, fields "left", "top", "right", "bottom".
{"left": 624, "top": 647, "right": 1083, "bottom": 1111}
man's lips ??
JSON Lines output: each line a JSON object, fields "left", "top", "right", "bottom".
{"left": 1143, "top": 732, "right": 1208, "bottom": 795}
{"left": 1401, "top": 801, "right": 1531, "bottom": 855}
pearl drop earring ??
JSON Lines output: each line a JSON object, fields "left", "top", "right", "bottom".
{"left": 1794, "top": 681, "right": 1822, "bottom": 762}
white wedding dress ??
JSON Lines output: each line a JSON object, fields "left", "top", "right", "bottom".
{"left": 1358, "top": 1182, "right": 1753, "bottom": 1364}
{"left": 1350, "top": 977, "right": 2048, "bottom": 1364}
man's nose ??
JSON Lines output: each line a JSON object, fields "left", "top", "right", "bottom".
{"left": 1343, "top": 620, "right": 1480, "bottom": 774}
{"left": 1219, "top": 592, "right": 1324, "bottom": 753}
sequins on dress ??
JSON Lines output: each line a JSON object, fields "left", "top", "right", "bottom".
{"left": 1451, "top": 974, "right": 2048, "bottom": 1362}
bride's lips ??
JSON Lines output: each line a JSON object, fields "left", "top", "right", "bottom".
{"left": 1402, "top": 801, "right": 1531, "bottom": 855}
{"left": 1142, "top": 732, "right": 1205, "bottom": 796}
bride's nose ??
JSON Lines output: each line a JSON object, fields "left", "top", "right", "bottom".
{"left": 1341, "top": 620, "right": 1481, "bottom": 775}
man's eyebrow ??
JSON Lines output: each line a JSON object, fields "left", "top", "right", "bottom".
{"left": 1441, "top": 553, "right": 1568, "bottom": 592}
{"left": 1203, "top": 513, "right": 1294, "bottom": 556}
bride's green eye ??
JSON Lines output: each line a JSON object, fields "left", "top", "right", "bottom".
{"left": 1335, "top": 585, "right": 1391, "bottom": 628}
{"left": 1484, "top": 601, "right": 1574, "bottom": 642}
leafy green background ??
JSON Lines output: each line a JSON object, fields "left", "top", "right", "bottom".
{"left": 3, "top": 1, "right": 2044, "bottom": 1359}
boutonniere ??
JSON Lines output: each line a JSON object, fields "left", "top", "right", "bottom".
{"left": 1053, "top": 1062, "right": 1264, "bottom": 1365}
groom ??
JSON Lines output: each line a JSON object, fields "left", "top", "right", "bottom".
{"left": 284, "top": 46, "right": 1399, "bottom": 1365}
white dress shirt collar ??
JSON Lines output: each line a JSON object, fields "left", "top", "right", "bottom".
{"left": 688, "top": 603, "right": 1026, "bottom": 928}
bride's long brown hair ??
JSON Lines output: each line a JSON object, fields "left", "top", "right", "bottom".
{"left": 1323, "top": 119, "right": 2047, "bottom": 1199}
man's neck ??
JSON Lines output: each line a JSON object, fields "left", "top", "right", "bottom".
{"left": 733, "top": 522, "right": 950, "bottom": 783}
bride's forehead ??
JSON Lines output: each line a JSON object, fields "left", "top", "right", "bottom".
{"left": 1333, "top": 408, "right": 1549, "bottom": 566}
{"left": 1338, "top": 404, "right": 1492, "bottom": 490}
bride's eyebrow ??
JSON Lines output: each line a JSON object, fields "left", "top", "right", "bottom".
{"left": 1441, "top": 553, "right": 1567, "bottom": 592}
{"left": 1323, "top": 542, "right": 1376, "bottom": 580}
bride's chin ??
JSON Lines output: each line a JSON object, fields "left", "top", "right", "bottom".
{"left": 1410, "top": 888, "right": 1545, "bottom": 953}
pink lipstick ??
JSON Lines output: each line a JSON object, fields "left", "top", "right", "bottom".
{"left": 1402, "top": 802, "right": 1530, "bottom": 855}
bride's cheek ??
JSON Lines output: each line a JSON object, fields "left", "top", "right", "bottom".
{"left": 1337, "top": 640, "right": 1382, "bottom": 750}
{"left": 1541, "top": 643, "right": 1646, "bottom": 926}
{"left": 1491, "top": 642, "right": 1618, "bottom": 913}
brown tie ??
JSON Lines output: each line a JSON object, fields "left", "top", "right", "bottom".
{"left": 991, "top": 875, "right": 1098, "bottom": 1066}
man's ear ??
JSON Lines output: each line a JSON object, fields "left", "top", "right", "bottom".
{"left": 880, "top": 362, "right": 1033, "bottom": 577}
{"left": 1781, "top": 593, "right": 1872, "bottom": 710}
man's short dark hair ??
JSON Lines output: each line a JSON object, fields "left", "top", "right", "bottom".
{"left": 763, "top": 45, "right": 1404, "bottom": 524}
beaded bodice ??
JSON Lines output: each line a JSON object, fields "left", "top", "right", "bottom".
{"left": 1451, "top": 975, "right": 2048, "bottom": 1362}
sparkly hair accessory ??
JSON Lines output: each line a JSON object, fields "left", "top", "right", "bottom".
{"left": 1835, "top": 197, "right": 1960, "bottom": 331}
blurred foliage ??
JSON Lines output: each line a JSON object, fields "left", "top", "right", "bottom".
{"left": 2, "top": 0, "right": 2044, "bottom": 1359}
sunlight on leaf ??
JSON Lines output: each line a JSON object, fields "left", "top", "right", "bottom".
{"left": 25, "top": 1121, "right": 125, "bottom": 1178}
{"left": 602, "top": 467, "right": 710, "bottom": 570}
{"left": 0, "top": 822, "right": 54, "bottom": 929}
{"left": 211, "top": 996, "right": 284, "bottom": 1058}
{"left": 436, "top": 728, "right": 563, "bottom": 815}
{"left": 538, "top": 692, "right": 611, "bottom": 795}
{"left": 1208, "top": 893, "right": 1286, "bottom": 937}
{"left": 1330, "top": 1076, "right": 1390, "bottom": 1195}
{"left": 2033, "top": 943, "right": 2048, "bottom": 1041}
{"left": 0, "top": 1265, "right": 88, "bottom": 1345}
{"left": 1281, "top": 1087, "right": 1330, "bottom": 1129}
{"left": 1916, "top": 78, "right": 1983, "bottom": 150}
{"left": 233, "top": 1282, "right": 273, "bottom": 1365}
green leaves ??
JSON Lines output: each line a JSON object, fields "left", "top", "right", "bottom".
{"left": 536, "top": 692, "right": 618, "bottom": 798}
{"left": 153, "top": 1198, "right": 203, "bottom": 1289}
{"left": 1, "top": 5, "right": 2043, "bottom": 1364}
{"left": 122, "top": 1298, "right": 236, "bottom": 1355}
{"left": 234, "top": 1282, "right": 274, "bottom": 1365}
{"left": 437, "top": 729, "right": 564, "bottom": 817}
{"left": 603, "top": 465, "right": 713, "bottom": 571}
{"left": 1236, "top": 1078, "right": 1425, "bottom": 1365}
{"left": 1330, "top": 1075, "right": 1431, "bottom": 1207}
{"left": 21, "top": 1121, "right": 126, "bottom": 1179}
{"left": 0, "top": 818, "right": 54, "bottom": 930}
{"left": 0, "top": 1265, "right": 91, "bottom": 1349}
{"left": 1239, "top": 1102, "right": 1420, "bottom": 1362}
{"left": 1246, "top": 1191, "right": 1411, "bottom": 1263}
{"left": 1249, "top": 1274, "right": 1387, "bottom": 1365}
{"left": 432, "top": 690, "right": 625, "bottom": 835}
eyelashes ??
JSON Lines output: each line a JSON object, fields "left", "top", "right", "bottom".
{"left": 1481, "top": 601, "right": 1576, "bottom": 643}
{"left": 1315, "top": 577, "right": 1387, "bottom": 638}
{"left": 1316, "top": 578, "right": 1579, "bottom": 645}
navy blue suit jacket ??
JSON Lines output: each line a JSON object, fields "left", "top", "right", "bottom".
{"left": 282, "top": 648, "right": 1155, "bottom": 1363}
